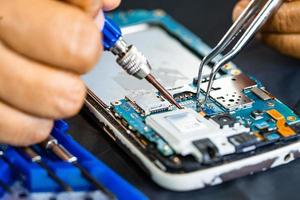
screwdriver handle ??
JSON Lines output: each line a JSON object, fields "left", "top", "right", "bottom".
{"left": 102, "top": 17, "right": 122, "bottom": 51}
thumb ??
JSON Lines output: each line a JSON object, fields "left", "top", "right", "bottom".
{"left": 262, "top": 33, "right": 300, "bottom": 59}
{"left": 232, "top": 0, "right": 251, "bottom": 22}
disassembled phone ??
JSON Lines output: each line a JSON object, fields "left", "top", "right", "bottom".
{"left": 83, "top": 10, "right": 300, "bottom": 191}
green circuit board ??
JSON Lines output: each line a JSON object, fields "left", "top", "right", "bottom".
{"left": 111, "top": 75, "right": 300, "bottom": 163}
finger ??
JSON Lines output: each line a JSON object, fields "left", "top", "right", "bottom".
{"left": 0, "top": 0, "right": 102, "bottom": 74}
{"left": 60, "top": 0, "right": 102, "bottom": 17}
{"left": 233, "top": 0, "right": 300, "bottom": 33}
{"left": 102, "top": 0, "right": 121, "bottom": 11}
{"left": 232, "top": 0, "right": 250, "bottom": 22}
{"left": 0, "top": 101, "right": 53, "bottom": 146}
{"left": 261, "top": 33, "right": 300, "bottom": 58}
{"left": 0, "top": 42, "right": 86, "bottom": 119}
{"left": 263, "top": 1, "right": 300, "bottom": 33}
{"left": 60, "top": 0, "right": 122, "bottom": 16}
{"left": 59, "top": 0, "right": 120, "bottom": 27}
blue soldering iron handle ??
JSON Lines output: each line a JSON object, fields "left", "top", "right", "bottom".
{"left": 102, "top": 17, "right": 122, "bottom": 51}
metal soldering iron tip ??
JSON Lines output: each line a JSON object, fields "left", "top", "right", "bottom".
{"left": 145, "top": 74, "right": 183, "bottom": 109}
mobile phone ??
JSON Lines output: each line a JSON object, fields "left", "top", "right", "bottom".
{"left": 83, "top": 10, "right": 300, "bottom": 191}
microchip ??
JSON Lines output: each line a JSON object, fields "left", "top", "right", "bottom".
{"left": 127, "top": 91, "right": 171, "bottom": 115}
{"left": 255, "top": 121, "right": 269, "bottom": 131}
{"left": 251, "top": 110, "right": 264, "bottom": 120}
{"left": 264, "top": 133, "right": 280, "bottom": 141}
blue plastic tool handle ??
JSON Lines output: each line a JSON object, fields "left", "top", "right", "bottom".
{"left": 1, "top": 120, "right": 148, "bottom": 199}
{"left": 102, "top": 16, "right": 122, "bottom": 50}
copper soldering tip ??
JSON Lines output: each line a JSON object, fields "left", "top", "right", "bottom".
{"left": 145, "top": 74, "right": 182, "bottom": 109}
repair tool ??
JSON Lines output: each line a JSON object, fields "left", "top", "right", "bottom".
{"left": 0, "top": 150, "right": 12, "bottom": 194}
{"left": 0, "top": 149, "right": 25, "bottom": 182}
{"left": 102, "top": 17, "right": 182, "bottom": 109}
{"left": 19, "top": 147, "right": 73, "bottom": 192}
{"left": 0, "top": 151, "right": 12, "bottom": 194}
{"left": 196, "top": 0, "right": 283, "bottom": 105}
{"left": 40, "top": 136, "right": 116, "bottom": 200}
{"left": 0, "top": 180, "right": 11, "bottom": 194}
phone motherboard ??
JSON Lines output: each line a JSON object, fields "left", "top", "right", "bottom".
{"left": 108, "top": 72, "right": 300, "bottom": 172}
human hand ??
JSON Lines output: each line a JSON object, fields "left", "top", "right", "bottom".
{"left": 233, "top": 0, "right": 300, "bottom": 58}
{"left": 0, "top": 0, "right": 120, "bottom": 146}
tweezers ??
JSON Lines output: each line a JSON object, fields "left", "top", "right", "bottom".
{"left": 196, "top": 0, "right": 283, "bottom": 104}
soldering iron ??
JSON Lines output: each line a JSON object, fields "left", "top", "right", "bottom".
{"left": 102, "top": 17, "right": 182, "bottom": 109}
